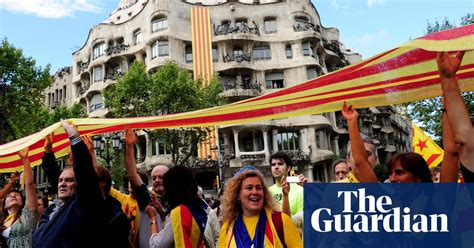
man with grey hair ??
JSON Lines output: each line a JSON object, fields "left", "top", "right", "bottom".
{"left": 338, "top": 133, "right": 379, "bottom": 183}
{"left": 150, "top": 165, "right": 169, "bottom": 200}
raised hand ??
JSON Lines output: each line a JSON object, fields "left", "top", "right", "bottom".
{"left": 82, "top": 135, "right": 95, "bottom": 153}
{"left": 10, "top": 171, "right": 20, "bottom": 183}
{"left": 437, "top": 51, "right": 465, "bottom": 80}
{"left": 18, "top": 147, "right": 29, "bottom": 160}
{"left": 297, "top": 174, "right": 309, "bottom": 187}
{"left": 44, "top": 133, "right": 54, "bottom": 153}
{"left": 341, "top": 101, "right": 358, "bottom": 121}
{"left": 61, "top": 120, "right": 79, "bottom": 138}
{"left": 281, "top": 175, "right": 290, "bottom": 196}
{"left": 125, "top": 129, "right": 137, "bottom": 146}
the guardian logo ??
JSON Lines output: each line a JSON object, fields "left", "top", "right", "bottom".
{"left": 311, "top": 188, "right": 448, "bottom": 233}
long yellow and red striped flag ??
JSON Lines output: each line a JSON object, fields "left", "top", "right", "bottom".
{"left": 0, "top": 24, "right": 473, "bottom": 172}
{"left": 412, "top": 123, "right": 444, "bottom": 168}
{"left": 191, "top": 7, "right": 219, "bottom": 160}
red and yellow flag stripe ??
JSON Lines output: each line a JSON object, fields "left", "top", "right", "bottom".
{"left": 191, "top": 7, "right": 218, "bottom": 160}
{"left": 0, "top": 25, "right": 473, "bottom": 172}
{"left": 171, "top": 205, "right": 205, "bottom": 248}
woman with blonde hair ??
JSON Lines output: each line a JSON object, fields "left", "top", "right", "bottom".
{"left": 218, "top": 166, "right": 302, "bottom": 248}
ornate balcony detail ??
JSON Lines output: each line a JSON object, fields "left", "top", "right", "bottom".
{"left": 214, "top": 21, "right": 260, "bottom": 36}
{"left": 105, "top": 68, "right": 124, "bottom": 81}
{"left": 240, "top": 153, "right": 266, "bottom": 162}
{"left": 105, "top": 43, "right": 130, "bottom": 56}
{"left": 293, "top": 22, "right": 321, "bottom": 33}
{"left": 223, "top": 53, "right": 251, "bottom": 63}
{"left": 222, "top": 80, "right": 261, "bottom": 92}
{"left": 286, "top": 149, "right": 311, "bottom": 164}
{"left": 221, "top": 153, "right": 235, "bottom": 168}
{"left": 189, "top": 159, "right": 218, "bottom": 169}
{"left": 56, "top": 66, "right": 71, "bottom": 77}
{"left": 80, "top": 62, "right": 89, "bottom": 73}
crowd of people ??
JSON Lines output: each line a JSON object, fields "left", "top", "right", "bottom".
{"left": 0, "top": 51, "right": 471, "bottom": 248}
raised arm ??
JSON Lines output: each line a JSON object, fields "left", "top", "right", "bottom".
{"left": 341, "top": 102, "right": 378, "bottom": 182}
{"left": 61, "top": 121, "right": 101, "bottom": 206}
{"left": 437, "top": 51, "right": 474, "bottom": 172}
{"left": 440, "top": 99, "right": 459, "bottom": 183}
{"left": 41, "top": 133, "right": 59, "bottom": 194}
{"left": 18, "top": 148, "right": 38, "bottom": 212}
{"left": 0, "top": 172, "right": 20, "bottom": 199}
{"left": 82, "top": 135, "right": 100, "bottom": 169}
{"left": 124, "top": 129, "right": 143, "bottom": 186}
{"left": 280, "top": 175, "right": 291, "bottom": 217}
{"left": 125, "top": 129, "right": 151, "bottom": 208}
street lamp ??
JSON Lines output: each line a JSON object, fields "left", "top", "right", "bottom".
{"left": 92, "top": 133, "right": 123, "bottom": 167}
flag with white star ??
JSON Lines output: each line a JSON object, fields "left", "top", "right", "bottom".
{"left": 412, "top": 123, "right": 444, "bottom": 168}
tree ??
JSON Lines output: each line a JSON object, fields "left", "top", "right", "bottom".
{"left": 406, "top": 13, "right": 474, "bottom": 142}
{"left": 0, "top": 39, "right": 52, "bottom": 143}
{"left": 104, "top": 61, "right": 223, "bottom": 166}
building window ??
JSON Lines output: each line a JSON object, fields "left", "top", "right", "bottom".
{"left": 89, "top": 94, "right": 104, "bottom": 112}
{"left": 295, "top": 16, "right": 309, "bottom": 27}
{"left": 264, "top": 18, "right": 277, "bottom": 33}
{"left": 265, "top": 72, "right": 284, "bottom": 89}
{"left": 134, "top": 30, "right": 142, "bottom": 45}
{"left": 212, "top": 47, "right": 218, "bottom": 62}
{"left": 63, "top": 86, "right": 66, "bottom": 99}
{"left": 151, "top": 17, "right": 168, "bottom": 33}
{"left": 302, "top": 41, "right": 315, "bottom": 57}
{"left": 185, "top": 45, "right": 193, "bottom": 63}
{"left": 277, "top": 132, "right": 300, "bottom": 151}
{"left": 152, "top": 140, "right": 170, "bottom": 155}
{"left": 307, "top": 67, "right": 318, "bottom": 80}
{"left": 315, "top": 130, "right": 328, "bottom": 149}
{"left": 285, "top": 45, "right": 293, "bottom": 59}
{"left": 93, "top": 67, "right": 103, "bottom": 82}
{"left": 252, "top": 45, "right": 271, "bottom": 60}
{"left": 152, "top": 40, "right": 169, "bottom": 58}
{"left": 238, "top": 131, "right": 264, "bottom": 152}
{"left": 93, "top": 43, "right": 105, "bottom": 60}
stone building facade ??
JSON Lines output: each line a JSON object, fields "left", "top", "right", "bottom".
{"left": 42, "top": 0, "right": 412, "bottom": 190}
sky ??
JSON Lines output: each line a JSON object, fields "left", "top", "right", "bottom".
{"left": 0, "top": 0, "right": 472, "bottom": 73}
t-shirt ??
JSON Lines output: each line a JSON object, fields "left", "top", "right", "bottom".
{"left": 110, "top": 187, "right": 139, "bottom": 246}
{"left": 217, "top": 208, "right": 302, "bottom": 248}
{"left": 269, "top": 183, "right": 304, "bottom": 215}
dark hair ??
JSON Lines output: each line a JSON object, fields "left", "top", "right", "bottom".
{"left": 332, "top": 159, "right": 348, "bottom": 170}
{"left": 0, "top": 189, "right": 25, "bottom": 232}
{"left": 388, "top": 153, "right": 433, "bottom": 183}
{"left": 37, "top": 195, "right": 49, "bottom": 209}
{"left": 162, "top": 166, "right": 198, "bottom": 213}
{"left": 137, "top": 169, "right": 149, "bottom": 185}
{"left": 269, "top": 151, "right": 294, "bottom": 171}
{"left": 96, "top": 166, "right": 112, "bottom": 194}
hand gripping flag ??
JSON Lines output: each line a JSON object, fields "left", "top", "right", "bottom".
{"left": 0, "top": 24, "right": 473, "bottom": 172}
{"left": 412, "top": 123, "right": 444, "bottom": 168}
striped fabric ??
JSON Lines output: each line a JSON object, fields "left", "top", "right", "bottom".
{"left": 191, "top": 7, "right": 219, "bottom": 160}
{"left": 171, "top": 205, "right": 205, "bottom": 248}
{"left": 0, "top": 25, "right": 473, "bottom": 172}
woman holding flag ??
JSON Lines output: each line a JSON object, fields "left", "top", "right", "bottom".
{"left": 217, "top": 166, "right": 302, "bottom": 248}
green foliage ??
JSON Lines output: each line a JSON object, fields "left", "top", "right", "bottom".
{"left": 406, "top": 13, "right": 474, "bottom": 142}
{"left": 104, "top": 61, "right": 223, "bottom": 166}
{"left": 0, "top": 39, "right": 52, "bottom": 143}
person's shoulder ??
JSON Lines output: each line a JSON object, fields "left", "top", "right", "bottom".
{"left": 335, "top": 178, "right": 351, "bottom": 183}
{"left": 268, "top": 184, "right": 279, "bottom": 191}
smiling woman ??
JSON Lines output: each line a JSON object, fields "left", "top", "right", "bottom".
{"left": 218, "top": 166, "right": 303, "bottom": 248}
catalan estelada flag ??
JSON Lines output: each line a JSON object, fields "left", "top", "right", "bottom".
{"left": 0, "top": 25, "right": 473, "bottom": 172}
{"left": 412, "top": 123, "right": 444, "bottom": 168}
{"left": 171, "top": 204, "right": 206, "bottom": 248}
{"left": 191, "top": 7, "right": 218, "bottom": 160}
